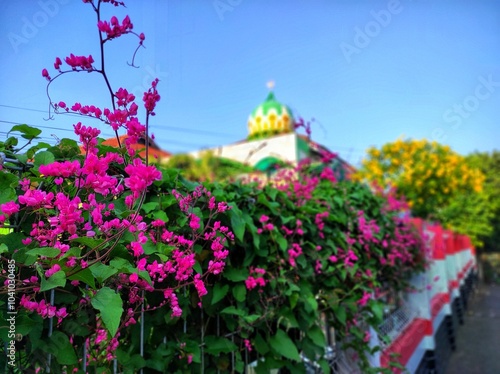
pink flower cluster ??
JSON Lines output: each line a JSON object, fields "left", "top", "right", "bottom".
{"left": 115, "top": 87, "right": 136, "bottom": 108}
{"left": 356, "top": 210, "right": 381, "bottom": 250}
{"left": 124, "top": 159, "right": 162, "bottom": 201}
{"left": 143, "top": 78, "right": 161, "bottom": 114}
{"left": 315, "top": 211, "right": 329, "bottom": 238}
{"left": 0, "top": 201, "right": 20, "bottom": 216}
{"left": 257, "top": 214, "right": 274, "bottom": 234}
{"left": 245, "top": 267, "right": 267, "bottom": 290}
{"left": 98, "top": 15, "right": 133, "bottom": 40}
{"left": 69, "top": 103, "right": 104, "bottom": 118}
{"left": 288, "top": 243, "right": 303, "bottom": 267}
{"left": 64, "top": 53, "right": 95, "bottom": 71}
{"left": 20, "top": 295, "right": 68, "bottom": 324}
{"left": 74, "top": 122, "right": 101, "bottom": 153}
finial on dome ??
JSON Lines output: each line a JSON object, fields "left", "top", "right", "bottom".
{"left": 266, "top": 80, "right": 275, "bottom": 90}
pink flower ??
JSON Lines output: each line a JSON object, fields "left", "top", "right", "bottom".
{"left": 193, "top": 274, "right": 207, "bottom": 298}
{"left": 124, "top": 159, "right": 162, "bottom": 198}
{"left": 54, "top": 57, "right": 62, "bottom": 70}
{"left": 129, "top": 273, "right": 139, "bottom": 283}
{"left": 130, "top": 241, "right": 143, "bottom": 257}
{"left": 95, "top": 329, "right": 108, "bottom": 345}
{"left": 244, "top": 339, "right": 253, "bottom": 352}
{"left": 66, "top": 257, "right": 77, "bottom": 267}
{"left": 208, "top": 196, "right": 216, "bottom": 210}
{"left": 137, "top": 258, "right": 147, "bottom": 271}
{"left": 363, "top": 331, "right": 371, "bottom": 343}
{"left": 1, "top": 202, "right": 20, "bottom": 216}
{"left": 208, "top": 260, "right": 225, "bottom": 275}
{"left": 189, "top": 214, "right": 200, "bottom": 230}
{"left": 357, "top": 291, "right": 371, "bottom": 307}
{"left": 55, "top": 307, "right": 68, "bottom": 324}
{"left": 344, "top": 250, "right": 358, "bottom": 267}
{"left": 45, "top": 264, "right": 61, "bottom": 278}
{"left": 259, "top": 215, "right": 269, "bottom": 223}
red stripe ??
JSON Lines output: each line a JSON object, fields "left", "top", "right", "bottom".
{"left": 430, "top": 292, "right": 449, "bottom": 319}
{"left": 381, "top": 318, "right": 428, "bottom": 372}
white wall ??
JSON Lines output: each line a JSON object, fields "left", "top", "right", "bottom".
{"left": 189, "top": 133, "right": 299, "bottom": 166}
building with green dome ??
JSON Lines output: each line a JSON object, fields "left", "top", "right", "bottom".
{"left": 189, "top": 86, "right": 354, "bottom": 180}
{"left": 247, "top": 91, "right": 295, "bottom": 141}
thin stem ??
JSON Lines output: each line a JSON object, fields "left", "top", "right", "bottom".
{"left": 96, "top": 0, "right": 121, "bottom": 149}
{"left": 145, "top": 114, "right": 149, "bottom": 165}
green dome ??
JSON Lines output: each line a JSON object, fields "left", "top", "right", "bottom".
{"left": 247, "top": 91, "right": 294, "bottom": 140}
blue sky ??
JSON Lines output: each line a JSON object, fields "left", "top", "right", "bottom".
{"left": 1, "top": 0, "right": 499, "bottom": 165}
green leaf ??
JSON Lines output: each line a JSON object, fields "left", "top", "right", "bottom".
{"left": 275, "top": 234, "right": 288, "bottom": 251}
{"left": 71, "top": 236, "right": 105, "bottom": 249}
{"left": 0, "top": 173, "right": 18, "bottom": 205}
{"left": 211, "top": 284, "right": 229, "bottom": 305}
{"left": 307, "top": 325, "right": 325, "bottom": 348}
{"left": 8, "top": 124, "right": 42, "bottom": 139}
{"left": 228, "top": 204, "right": 245, "bottom": 241}
{"left": 110, "top": 257, "right": 135, "bottom": 273}
{"left": 220, "top": 306, "right": 246, "bottom": 317}
{"left": 335, "top": 305, "right": 347, "bottom": 325}
{"left": 26, "top": 247, "right": 61, "bottom": 257}
{"left": 254, "top": 333, "right": 269, "bottom": 355}
{"left": 141, "top": 201, "right": 159, "bottom": 213}
{"left": 40, "top": 271, "right": 66, "bottom": 292}
{"left": 304, "top": 295, "right": 318, "bottom": 312}
{"left": 370, "top": 300, "right": 384, "bottom": 323}
{"left": 5, "top": 136, "right": 18, "bottom": 147}
{"left": 48, "top": 331, "right": 78, "bottom": 365}
{"left": 242, "top": 314, "right": 260, "bottom": 324}
{"left": 0, "top": 243, "right": 8, "bottom": 255}
{"left": 34, "top": 150, "right": 55, "bottom": 168}
{"left": 0, "top": 313, "right": 39, "bottom": 341}
{"left": 138, "top": 270, "right": 152, "bottom": 285}
{"left": 68, "top": 268, "right": 96, "bottom": 288}
{"left": 232, "top": 284, "right": 246, "bottom": 302}
{"left": 153, "top": 210, "right": 169, "bottom": 222}
{"left": 269, "top": 329, "right": 301, "bottom": 362}
{"left": 90, "top": 262, "right": 118, "bottom": 283}
{"left": 223, "top": 267, "right": 248, "bottom": 282}
{"left": 0, "top": 188, "right": 16, "bottom": 206}
{"left": 204, "top": 336, "right": 238, "bottom": 355}
{"left": 0, "top": 172, "right": 20, "bottom": 189}
{"left": 91, "top": 287, "right": 123, "bottom": 336}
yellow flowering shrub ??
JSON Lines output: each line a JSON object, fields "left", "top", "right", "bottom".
{"left": 357, "top": 139, "right": 485, "bottom": 219}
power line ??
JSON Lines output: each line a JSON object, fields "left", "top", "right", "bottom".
{"left": 0, "top": 104, "right": 367, "bottom": 153}
{"left": 0, "top": 119, "right": 76, "bottom": 133}
{"left": 1, "top": 104, "right": 241, "bottom": 138}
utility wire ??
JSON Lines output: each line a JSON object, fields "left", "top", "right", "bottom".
{"left": 1, "top": 104, "right": 367, "bottom": 153}
{"left": 0, "top": 104, "right": 240, "bottom": 138}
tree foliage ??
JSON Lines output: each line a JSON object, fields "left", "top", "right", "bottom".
{"left": 165, "top": 151, "right": 256, "bottom": 182}
{"left": 464, "top": 151, "right": 500, "bottom": 251}
{"left": 357, "top": 138, "right": 489, "bottom": 246}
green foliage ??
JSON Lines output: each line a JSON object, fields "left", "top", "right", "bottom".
{"left": 464, "top": 151, "right": 500, "bottom": 251}
{"left": 0, "top": 128, "right": 427, "bottom": 372}
{"left": 91, "top": 287, "right": 124, "bottom": 337}
{"left": 165, "top": 151, "right": 256, "bottom": 182}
